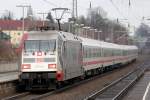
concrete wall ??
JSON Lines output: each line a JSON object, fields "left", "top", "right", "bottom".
{"left": 0, "top": 62, "right": 18, "bottom": 73}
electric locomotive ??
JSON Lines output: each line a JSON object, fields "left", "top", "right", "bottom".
{"left": 19, "top": 30, "right": 138, "bottom": 90}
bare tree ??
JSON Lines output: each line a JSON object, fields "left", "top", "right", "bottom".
{"left": 77, "top": 15, "right": 86, "bottom": 25}
{"left": 135, "top": 23, "right": 150, "bottom": 37}
{"left": 76, "top": 7, "right": 128, "bottom": 44}
{"left": 46, "top": 12, "right": 54, "bottom": 24}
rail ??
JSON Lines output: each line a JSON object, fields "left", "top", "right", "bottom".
{"left": 84, "top": 63, "right": 149, "bottom": 100}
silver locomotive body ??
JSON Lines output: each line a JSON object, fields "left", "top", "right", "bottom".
{"left": 19, "top": 31, "right": 83, "bottom": 90}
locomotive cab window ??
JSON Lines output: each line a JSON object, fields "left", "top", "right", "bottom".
{"left": 24, "top": 40, "right": 56, "bottom": 52}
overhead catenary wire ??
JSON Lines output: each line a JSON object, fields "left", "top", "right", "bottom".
{"left": 42, "top": 0, "right": 58, "bottom": 7}
{"left": 128, "top": 0, "right": 144, "bottom": 25}
{"left": 109, "top": 0, "right": 127, "bottom": 19}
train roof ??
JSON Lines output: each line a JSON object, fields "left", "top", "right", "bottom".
{"left": 27, "top": 30, "right": 58, "bottom": 40}
{"left": 58, "top": 31, "right": 81, "bottom": 42}
{"left": 79, "top": 37, "right": 138, "bottom": 50}
{"left": 26, "top": 30, "right": 138, "bottom": 50}
{"left": 27, "top": 31, "right": 81, "bottom": 42}
{"left": 79, "top": 37, "right": 118, "bottom": 49}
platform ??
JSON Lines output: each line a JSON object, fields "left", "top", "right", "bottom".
{"left": 0, "top": 62, "right": 18, "bottom": 73}
{"left": 0, "top": 71, "right": 19, "bottom": 83}
{"left": 122, "top": 71, "right": 150, "bottom": 100}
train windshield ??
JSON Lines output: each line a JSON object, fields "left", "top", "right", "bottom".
{"left": 24, "top": 40, "right": 56, "bottom": 52}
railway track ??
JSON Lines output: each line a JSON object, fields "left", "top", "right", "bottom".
{"left": 84, "top": 62, "right": 150, "bottom": 100}
{"left": 2, "top": 63, "right": 130, "bottom": 100}
{"left": 2, "top": 91, "right": 52, "bottom": 100}
{"left": 2, "top": 92, "right": 30, "bottom": 100}
{"left": 30, "top": 69, "right": 123, "bottom": 100}
{"left": 2, "top": 60, "right": 150, "bottom": 100}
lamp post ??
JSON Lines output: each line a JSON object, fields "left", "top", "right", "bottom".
{"left": 37, "top": 12, "right": 48, "bottom": 27}
{"left": 84, "top": 27, "right": 90, "bottom": 38}
{"left": 16, "top": 5, "right": 31, "bottom": 34}
{"left": 98, "top": 30, "right": 102, "bottom": 40}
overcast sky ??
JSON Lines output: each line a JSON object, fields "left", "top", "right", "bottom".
{"left": 1, "top": 0, "right": 150, "bottom": 28}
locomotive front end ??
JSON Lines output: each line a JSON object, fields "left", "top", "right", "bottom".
{"left": 19, "top": 31, "right": 61, "bottom": 90}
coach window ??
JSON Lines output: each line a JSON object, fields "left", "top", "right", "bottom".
{"left": 86, "top": 47, "right": 88, "bottom": 58}
{"left": 97, "top": 48, "right": 99, "bottom": 57}
{"left": 130, "top": 50, "right": 131, "bottom": 55}
{"left": 91, "top": 48, "right": 93, "bottom": 57}
{"left": 93, "top": 48, "right": 95, "bottom": 57}
{"left": 111, "top": 49, "right": 113, "bottom": 56}
{"left": 95, "top": 48, "right": 97, "bottom": 57}
{"left": 103, "top": 48, "right": 105, "bottom": 57}
{"left": 120, "top": 49, "right": 122, "bottom": 56}
{"left": 89, "top": 47, "right": 92, "bottom": 58}
{"left": 118, "top": 50, "right": 120, "bottom": 56}
{"left": 84, "top": 46, "right": 86, "bottom": 58}
{"left": 83, "top": 47, "right": 85, "bottom": 58}
{"left": 91, "top": 47, "right": 93, "bottom": 58}
{"left": 113, "top": 49, "right": 116, "bottom": 56}
{"left": 112, "top": 49, "right": 114, "bottom": 56}
{"left": 85, "top": 47, "right": 87, "bottom": 58}
{"left": 107, "top": 49, "right": 109, "bottom": 56}
{"left": 104, "top": 48, "right": 106, "bottom": 57}
{"left": 85, "top": 47, "right": 88, "bottom": 58}
{"left": 96, "top": 48, "right": 99, "bottom": 57}
{"left": 123, "top": 50, "right": 125, "bottom": 56}
{"left": 109, "top": 49, "right": 111, "bottom": 56}
{"left": 87, "top": 47, "right": 88, "bottom": 58}
{"left": 101, "top": 48, "right": 103, "bottom": 57}
{"left": 116, "top": 49, "right": 119, "bottom": 56}
{"left": 98, "top": 48, "right": 99, "bottom": 57}
{"left": 83, "top": 46, "right": 85, "bottom": 58}
{"left": 128, "top": 50, "right": 130, "bottom": 55}
{"left": 90, "top": 48, "right": 92, "bottom": 58}
{"left": 124, "top": 50, "right": 126, "bottom": 55}
{"left": 99, "top": 48, "right": 101, "bottom": 57}
{"left": 92, "top": 47, "right": 94, "bottom": 58}
{"left": 108, "top": 49, "right": 110, "bottom": 56}
{"left": 94, "top": 48, "right": 95, "bottom": 57}
{"left": 104, "top": 49, "right": 107, "bottom": 57}
{"left": 89, "top": 47, "right": 91, "bottom": 58}
{"left": 110, "top": 49, "right": 112, "bottom": 56}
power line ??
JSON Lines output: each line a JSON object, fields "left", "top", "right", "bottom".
{"left": 16, "top": 5, "right": 31, "bottom": 34}
{"left": 109, "top": 0, "right": 126, "bottom": 19}
{"left": 128, "top": 0, "right": 144, "bottom": 24}
{"left": 42, "top": 0, "right": 58, "bottom": 7}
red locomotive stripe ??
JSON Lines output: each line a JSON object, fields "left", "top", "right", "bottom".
{"left": 83, "top": 59, "right": 114, "bottom": 65}
{"left": 83, "top": 55, "right": 135, "bottom": 66}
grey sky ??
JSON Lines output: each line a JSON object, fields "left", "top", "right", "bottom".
{"left": 0, "top": 0, "right": 150, "bottom": 27}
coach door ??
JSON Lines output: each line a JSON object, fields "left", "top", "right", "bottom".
{"left": 64, "top": 41, "right": 83, "bottom": 80}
